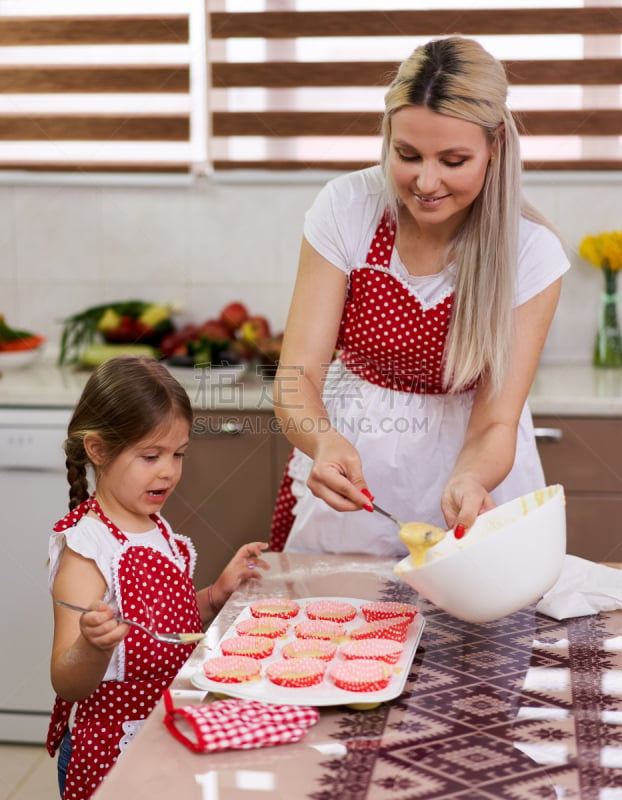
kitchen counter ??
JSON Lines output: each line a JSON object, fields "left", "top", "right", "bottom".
{"left": 529, "top": 363, "right": 622, "bottom": 416}
{"left": 92, "top": 552, "right": 622, "bottom": 800}
{"left": 0, "top": 355, "right": 275, "bottom": 412}
{"left": 2, "top": 356, "right": 622, "bottom": 415}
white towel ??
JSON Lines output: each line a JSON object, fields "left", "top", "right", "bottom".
{"left": 536, "top": 554, "right": 622, "bottom": 620}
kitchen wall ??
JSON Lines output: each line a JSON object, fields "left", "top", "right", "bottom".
{"left": 0, "top": 170, "right": 620, "bottom": 365}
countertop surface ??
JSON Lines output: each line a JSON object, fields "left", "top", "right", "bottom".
{"left": 0, "top": 354, "right": 276, "bottom": 413}
{"left": 91, "top": 552, "right": 622, "bottom": 800}
{"left": 1, "top": 354, "right": 622, "bottom": 416}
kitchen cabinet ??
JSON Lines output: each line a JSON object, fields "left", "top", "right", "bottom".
{"left": 164, "top": 410, "right": 291, "bottom": 588}
{"left": 534, "top": 416, "right": 622, "bottom": 562}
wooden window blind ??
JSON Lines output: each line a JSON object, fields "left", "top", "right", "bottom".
{"left": 1, "top": 3, "right": 621, "bottom": 174}
{"left": 210, "top": 4, "right": 622, "bottom": 172}
{"left": 0, "top": 1, "right": 207, "bottom": 173}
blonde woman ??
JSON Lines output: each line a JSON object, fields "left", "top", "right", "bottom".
{"left": 270, "top": 36, "right": 569, "bottom": 556}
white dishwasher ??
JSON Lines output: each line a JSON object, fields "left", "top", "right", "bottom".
{"left": 0, "top": 406, "right": 73, "bottom": 743}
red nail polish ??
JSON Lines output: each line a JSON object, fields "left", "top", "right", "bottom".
{"left": 454, "top": 524, "right": 466, "bottom": 540}
{"left": 363, "top": 504, "right": 374, "bottom": 512}
{"left": 361, "top": 488, "right": 375, "bottom": 501}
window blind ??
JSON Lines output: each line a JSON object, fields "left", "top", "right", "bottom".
{"left": 210, "top": 5, "right": 622, "bottom": 172}
{"left": 0, "top": 1, "right": 207, "bottom": 173}
{"left": 1, "top": 4, "right": 620, "bottom": 174}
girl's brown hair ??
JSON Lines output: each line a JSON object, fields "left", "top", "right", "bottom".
{"left": 64, "top": 355, "right": 193, "bottom": 510}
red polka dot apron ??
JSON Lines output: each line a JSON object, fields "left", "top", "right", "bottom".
{"left": 47, "top": 496, "right": 202, "bottom": 800}
{"left": 270, "top": 212, "right": 456, "bottom": 550}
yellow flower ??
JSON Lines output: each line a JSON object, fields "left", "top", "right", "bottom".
{"left": 580, "top": 231, "right": 622, "bottom": 272}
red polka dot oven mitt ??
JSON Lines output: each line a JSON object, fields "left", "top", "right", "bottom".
{"left": 162, "top": 690, "right": 319, "bottom": 752}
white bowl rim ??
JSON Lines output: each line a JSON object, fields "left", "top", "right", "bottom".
{"left": 406, "top": 483, "right": 565, "bottom": 573}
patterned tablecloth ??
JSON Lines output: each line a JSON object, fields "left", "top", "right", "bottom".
{"left": 92, "top": 553, "right": 622, "bottom": 800}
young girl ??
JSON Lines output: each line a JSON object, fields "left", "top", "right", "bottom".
{"left": 47, "top": 355, "right": 269, "bottom": 799}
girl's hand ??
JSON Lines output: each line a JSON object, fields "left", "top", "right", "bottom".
{"left": 206, "top": 542, "right": 270, "bottom": 615}
{"left": 441, "top": 474, "right": 496, "bottom": 535}
{"left": 307, "top": 431, "right": 372, "bottom": 512}
{"left": 77, "top": 601, "right": 130, "bottom": 651}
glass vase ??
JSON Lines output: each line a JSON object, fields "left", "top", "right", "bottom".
{"left": 593, "top": 265, "right": 622, "bottom": 367}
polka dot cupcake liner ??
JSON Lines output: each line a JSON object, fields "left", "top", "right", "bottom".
{"left": 282, "top": 639, "right": 338, "bottom": 661}
{"left": 294, "top": 619, "right": 347, "bottom": 641}
{"left": 220, "top": 635, "right": 275, "bottom": 660}
{"left": 350, "top": 615, "right": 412, "bottom": 643}
{"left": 329, "top": 660, "right": 392, "bottom": 693}
{"left": 193, "top": 597, "right": 425, "bottom": 706}
{"left": 236, "top": 617, "right": 290, "bottom": 639}
{"left": 305, "top": 599, "right": 357, "bottom": 622}
{"left": 203, "top": 655, "right": 262, "bottom": 684}
{"left": 266, "top": 658, "right": 327, "bottom": 688}
{"left": 360, "top": 601, "right": 419, "bottom": 623}
{"left": 250, "top": 598, "right": 301, "bottom": 619}
{"left": 340, "top": 639, "right": 404, "bottom": 665}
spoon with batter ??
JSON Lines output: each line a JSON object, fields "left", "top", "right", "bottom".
{"left": 371, "top": 502, "right": 446, "bottom": 567}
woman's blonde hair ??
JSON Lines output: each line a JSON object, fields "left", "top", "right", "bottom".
{"left": 64, "top": 355, "right": 193, "bottom": 510}
{"left": 381, "top": 36, "right": 550, "bottom": 394}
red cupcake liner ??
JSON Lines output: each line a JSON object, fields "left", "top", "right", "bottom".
{"left": 282, "top": 638, "right": 337, "bottom": 661}
{"left": 266, "top": 658, "right": 327, "bottom": 688}
{"left": 360, "top": 601, "right": 418, "bottom": 623}
{"left": 220, "top": 635, "right": 275, "bottom": 660}
{"left": 329, "top": 660, "right": 391, "bottom": 692}
{"left": 236, "top": 617, "right": 290, "bottom": 638}
{"left": 203, "top": 655, "right": 262, "bottom": 684}
{"left": 349, "top": 615, "right": 411, "bottom": 643}
{"left": 340, "top": 639, "right": 404, "bottom": 664}
{"left": 306, "top": 599, "right": 357, "bottom": 622}
{"left": 294, "top": 619, "right": 347, "bottom": 641}
{"left": 249, "top": 598, "right": 300, "bottom": 619}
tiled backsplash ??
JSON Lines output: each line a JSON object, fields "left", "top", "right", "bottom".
{"left": 1, "top": 171, "right": 620, "bottom": 365}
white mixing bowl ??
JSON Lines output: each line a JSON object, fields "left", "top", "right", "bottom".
{"left": 394, "top": 485, "right": 566, "bottom": 623}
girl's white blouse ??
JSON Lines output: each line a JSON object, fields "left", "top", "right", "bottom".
{"left": 49, "top": 516, "right": 177, "bottom": 681}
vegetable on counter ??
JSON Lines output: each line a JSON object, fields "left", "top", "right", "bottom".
{"left": 160, "top": 301, "right": 283, "bottom": 371}
{"left": 59, "top": 301, "right": 175, "bottom": 365}
{"left": 0, "top": 315, "right": 45, "bottom": 352}
{"left": 79, "top": 343, "right": 158, "bottom": 369}
{"left": 58, "top": 299, "right": 283, "bottom": 371}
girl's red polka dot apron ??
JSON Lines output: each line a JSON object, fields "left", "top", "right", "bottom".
{"left": 270, "top": 212, "right": 455, "bottom": 550}
{"left": 47, "top": 497, "right": 202, "bottom": 800}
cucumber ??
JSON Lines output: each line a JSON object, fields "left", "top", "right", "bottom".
{"left": 80, "top": 344, "right": 157, "bottom": 368}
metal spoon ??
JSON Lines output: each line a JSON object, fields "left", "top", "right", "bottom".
{"left": 56, "top": 600, "right": 205, "bottom": 645}
{"left": 371, "top": 502, "right": 446, "bottom": 567}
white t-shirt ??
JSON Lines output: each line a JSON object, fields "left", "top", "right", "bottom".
{"left": 303, "top": 165, "right": 569, "bottom": 308}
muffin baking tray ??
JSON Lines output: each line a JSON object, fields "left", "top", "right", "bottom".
{"left": 191, "top": 596, "right": 425, "bottom": 707}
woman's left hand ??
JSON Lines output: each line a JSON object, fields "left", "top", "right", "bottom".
{"left": 441, "top": 474, "right": 496, "bottom": 534}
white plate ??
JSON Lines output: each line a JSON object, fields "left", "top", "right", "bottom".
{"left": 191, "top": 596, "right": 425, "bottom": 707}
{"left": 0, "top": 345, "right": 44, "bottom": 370}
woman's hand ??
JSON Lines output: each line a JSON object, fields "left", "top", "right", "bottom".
{"left": 307, "top": 430, "right": 373, "bottom": 512}
{"left": 441, "top": 279, "right": 563, "bottom": 537}
{"left": 441, "top": 472, "right": 496, "bottom": 534}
